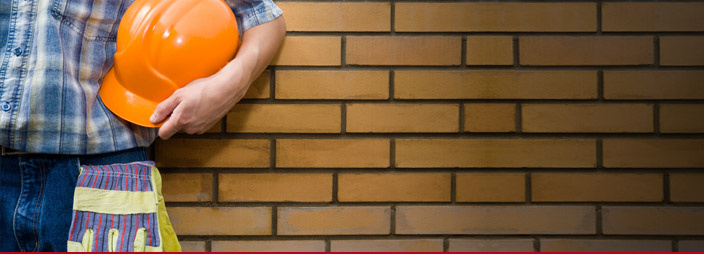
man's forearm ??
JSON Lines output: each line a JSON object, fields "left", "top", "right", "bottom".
{"left": 149, "top": 15, "right": 286, "bottom": 138}
{"left": 221, "top": 15, "right": 286, "bottom": 90}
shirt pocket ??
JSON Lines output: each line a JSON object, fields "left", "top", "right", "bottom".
{"left": 51, "top": 0, "right": 134, "bottom": 42}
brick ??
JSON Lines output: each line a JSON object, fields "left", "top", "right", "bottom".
{"left": 456, "top": 173, "right": 525, "bottom": 202}
{"left": 603, "top": 3, "right": 704, "bottom": 32}
{"left": 227, "top": 104, "right": 341, "bottom": 133}
{"left": 395, "top": 3, "right": 595, "bottom": 32}
{"left": 465, "top": 104, "right": 516, "bottom": 133}
{"left": 276, "top": 139, "right": 389, "bottom": 168}
{"left": 522, "top": 104, "right": 654, "bottom": 133}
{"left": 661, "top": 37, "right": 704, "bottom": 66}
{"left": 338, "top": 173, "right": 450, "bottom": 202}
{"left": 396, "top": 206, "right": 595, "bottom": 234}
{"left": 532, "top": 173, "right": 663, "bottom": 202}
{"left": 218, "top": 174, "right": 332, "bottom": 202}
{"left": 271, "top": 36, "right": 340, "bottom": 66}
{"left": 167, "top": 207, "right": 271, "bottom": 235}
{"left": 520, "top": 36, "right": 653, "bottom": 66}
{"left": 179, "top": 121, "right": 220, "bottom": 134}
{"left": 660, "top": 104, "right": 704, "bottom": 133}
{"left": 603, "top": 139, "right": 704, "bottom": 168}
{"left": 466, "top": 36, "right": 513, "bottom": 65}
{"left": 396, "top": 139, "right": 595, "bottom": 168}
{"left": 332, "top": 240, "right": 443, "bottom": 252}
{"left": 603, "top": 207, "right": 704, "bottom": 235}
{"left": 680, "top": 241, "right": 704, "bottom": 252}
{"left": 670, "top": 174, "right": 704, "bottom": 202}
{"left": 155, "top": 139, "right": 269, "bottom": 168}
{"left": 161, "top": 173, "right": 212, "bottom": 202}
{"left": 347, "top": 36, "right": 461, "bottom": 66}
{"left": 179, "top": 241, "right": 206, "bottom": 252}
{"left": 449, "top": 239, "right": 534, "bottom": 252}
{"left": 346, "top": 104, "right": 459, "bottom": 133}
{"left": 277, "top": 2, "right": 389, "bottom": 32}
{"left": 243, "top": 71, "right": 270, "bottom": 99}
{"left": 275, "top": 70, "right": 388, "bottom": 100}
{"left": 541, "top": 239, "right": 671, "bottom": 252}
{"left": 278, "top": 207, "right": 390, "bottom": 235}
{"left": 604, "top": 71, "right": 704, "bottom": 100}
{"left": 206, "top": 121, "right": 221, "bottom": 133}
{"left": 395, "top": 71, "right": 597, "bottom": 100}
{"left": 212, "top": 241, "right": 325, "bottom": 252}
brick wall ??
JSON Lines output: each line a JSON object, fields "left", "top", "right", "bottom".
{"left": 153, "top": 1, "right": 704, "bottom": 252}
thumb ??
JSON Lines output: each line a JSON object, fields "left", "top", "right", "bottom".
{"left": 150, "top": 92, "right": 181, "bottom": 124}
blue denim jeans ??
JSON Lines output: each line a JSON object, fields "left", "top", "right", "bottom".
{"left": 0, "top": 147, "right": 148, "bottom": 252}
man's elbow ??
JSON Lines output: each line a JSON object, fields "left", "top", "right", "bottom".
{"left": 274, "top": 15, "right": 287, "bottom": 39}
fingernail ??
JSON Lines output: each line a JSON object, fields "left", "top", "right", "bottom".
{"left": 150, "top": 114, "right": 157, "bottom": 122}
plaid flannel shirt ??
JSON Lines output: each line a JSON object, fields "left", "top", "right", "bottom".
{"left": 0, "top": 0, "right": 282, "bottom": 154}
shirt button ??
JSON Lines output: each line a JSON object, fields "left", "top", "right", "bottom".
{"left": 1, "top": 102, "right": 11, "bottom": 111}
{"left": 13, "top": 47, "right": 22, "bottom": 56}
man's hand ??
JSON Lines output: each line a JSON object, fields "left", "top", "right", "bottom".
{"left": 149, "top": 65, "right": 246, "bottom": 139}
{"left": 149, "top": 15, "right": 286, "bottom": 139}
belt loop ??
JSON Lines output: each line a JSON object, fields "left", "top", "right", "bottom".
{"left": 1, "top": 146, "right": 28, "bottom": 156}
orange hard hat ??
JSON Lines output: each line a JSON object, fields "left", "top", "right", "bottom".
{"left": 100, "top": 0, "right": 239, "bottom": 127}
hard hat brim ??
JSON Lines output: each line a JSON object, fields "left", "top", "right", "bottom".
{"left": 99, "top": 68, "right": 164, "bottom": 128}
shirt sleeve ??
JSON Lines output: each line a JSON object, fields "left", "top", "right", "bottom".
{"left": 224, "top": 0, "right": 283, "bottom": 36}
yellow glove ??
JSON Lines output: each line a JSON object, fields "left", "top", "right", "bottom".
{"left": 66, "top": 162, "right": 180, "bottom": 252}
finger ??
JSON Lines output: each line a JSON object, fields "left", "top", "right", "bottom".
{"left": 157, "top": 113, "right": 181, "bottom": 140}
{"left": 150, "top": 92, "right": 181, "bottom": 124}
{"left": 157, "top": 103, "right": 186, "bottom": 140}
